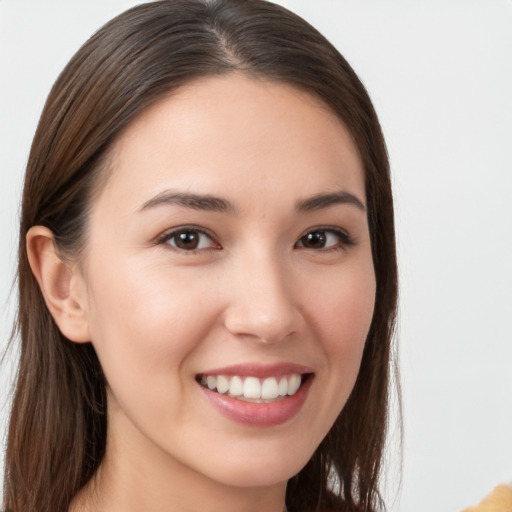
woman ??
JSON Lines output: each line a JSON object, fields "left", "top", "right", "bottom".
{"left": 2, "top": 1, "right": 398, "bottom": 511}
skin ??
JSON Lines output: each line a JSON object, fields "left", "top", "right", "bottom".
{"left": 29, "top": 74, "right": 376, "bottom": 512}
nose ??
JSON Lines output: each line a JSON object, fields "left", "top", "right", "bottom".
{"left": 223, "top": 251, "right": 305, "bottom": 344}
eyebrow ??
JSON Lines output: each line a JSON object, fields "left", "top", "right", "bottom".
{"left": 296, "top": 191, "right": 366, "bottom": 212}
{"left": 140, "top": 191, "right": 235, "bottom": 213}
{"left": 139, "top": 189, "right": 365, "bottom": 214}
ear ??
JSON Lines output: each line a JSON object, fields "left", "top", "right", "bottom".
{"left": 26, "top": 226, "right": 91, "bottom": 343}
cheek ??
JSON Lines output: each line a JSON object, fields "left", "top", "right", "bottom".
{"left": 83, "top": 257, "right": 220, "bottom": 410}
{"left": 307, "top": 258, "right": 376, "bottom": 426}
{"left": 87, "top": 252, "right": 212, "bottom": 340}
{"left": 311, "top": 254, "right": 376, "bottom": 352}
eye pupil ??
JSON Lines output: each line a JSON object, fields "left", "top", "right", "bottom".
{"left": 302, "top": 231, "right": 326, "bottom": 248}
{"left": 175, "top": 231, "right": 199, "bottom": 250}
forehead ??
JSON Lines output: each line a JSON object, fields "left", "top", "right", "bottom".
{"left": 98, "top": 74, "right": 365, "bottom": 212}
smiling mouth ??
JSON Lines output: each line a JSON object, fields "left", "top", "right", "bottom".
{"left": 196, "top": 373, "right": 312, "bottom": 403}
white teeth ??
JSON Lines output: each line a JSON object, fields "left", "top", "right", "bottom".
{"left": 261, "top": 377, "right": 279, "bottom": 399}
{"left": 243, "top": 377, "right": 261, "bottom": 399}
{"left": 216, "top": 375, "right": 230, "bottom": 394}
{"left": 200, "top": 373, "right": 304, "bottom": 400}
{"left": 206, "top": 375, "right": 217, "bottom": 390}
{"left": 229, "top": 376, "right": 243, "bottom": 396}
{"left": 288, "top": 374, "right": 301, "bottom": 395}
{"left": 278, "top": 377, "right": 288, "bottom": 396}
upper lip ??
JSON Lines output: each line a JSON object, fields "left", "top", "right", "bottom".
{"left": 198, "top": 363, "right": 314, "bottom": 378}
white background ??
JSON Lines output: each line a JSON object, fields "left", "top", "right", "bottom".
{"left": 1, "top": 1, "right": 511, "bottom": 511}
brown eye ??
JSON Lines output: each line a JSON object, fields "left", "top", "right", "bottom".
{"left": 296, "top": 229, "right": 352, "bottom": 250}
{"left": 300, "top": 231, "right": 327, "bottom": 249}
{"left": 165, "top": 229, "right": 217, "bottom": 251}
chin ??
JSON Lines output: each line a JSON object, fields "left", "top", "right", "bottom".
{"left": 209, "top": 467, "right": 294, "bottom": 489}
{"left": 197, "top": 445, "right": 313, "bottom": 489}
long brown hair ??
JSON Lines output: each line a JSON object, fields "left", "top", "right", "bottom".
{"left": 3, "top": 1, "right": 398, "bottom": 511}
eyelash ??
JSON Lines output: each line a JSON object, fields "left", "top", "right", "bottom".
{"left": 295, "top": 226, "right": 355, "bottom": 252}
{"left": 157, "top": 226, "right": 220, "bottom": 253}
{"left": 156, "top": 226, "right": 354, "bottom": 253}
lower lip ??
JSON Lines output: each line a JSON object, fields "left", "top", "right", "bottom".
{"left": 199, "top": 376, "right": 313, "bottom": 427}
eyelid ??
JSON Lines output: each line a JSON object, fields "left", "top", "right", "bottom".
{"left": 156, "top": 225, "right": 221, "bottom": 252}
{"left": 295, "top": 226, "right": 355, "bottom": 250}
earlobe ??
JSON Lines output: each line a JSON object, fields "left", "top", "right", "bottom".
{"left": 26, "top": 226, "right": 91, "bottom": 343}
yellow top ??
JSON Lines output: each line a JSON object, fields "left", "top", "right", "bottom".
{"left": 462, "top": 484, "right": 512, "bottom": 512}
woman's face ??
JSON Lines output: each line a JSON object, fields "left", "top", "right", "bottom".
{"left": 78, "top": 74, "right": 375, "bottom": 488}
